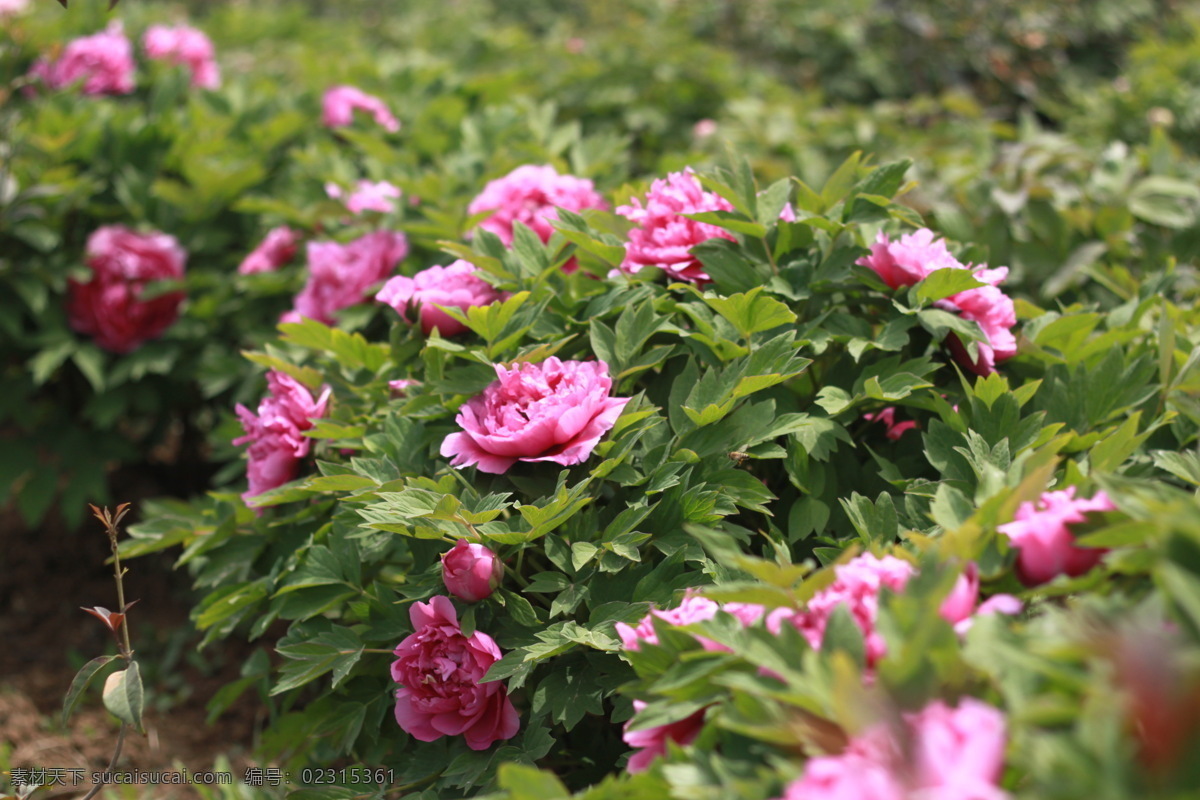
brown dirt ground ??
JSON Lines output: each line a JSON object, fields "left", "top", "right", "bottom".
{"left": 1, "top": 487, "right": 269, "bottom": 800}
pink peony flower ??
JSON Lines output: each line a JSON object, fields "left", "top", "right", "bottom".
{"left": 441, "top": 540, "right": 504, "bottom": 603}
{"left": 616, "top": 594, "right": 722, "bottom": 652}
{"left": 388, "top": 378, "right": 420, "bottom": 398}
{"left": 238, "top": 226, "right": 298, "bottom": 275}
{"left": 862, "top": 407, "right": 919, "bottom": 441}
{"left": 391, "top": 595, "right": 520, "bottom": 750}
{"left": 321, "top": 85, "right": 400, "bottom": 133}
{"left": 375, "top": 260, "right": 505, "bottom": 336}
{"left": 467, "top": 165, "right": 607, "bottom": 274}
{"left": 67, "top": 226, "right": 186, "bottom": 353}
{"left": 938, "top": 563, "right": 1022, "bottom": 636}
{"left": 776, "top": 698, "right": 1009, "bottom": 800}
{"left": 284, "top": 230, "right": 408, "bottom": 325}
{"left": 997, "top": 487, "right": 1116, "bottom": 587}
{"left": 856, "top": 229, "right": 1017, "bottom": 376}
{"left": 615, "top": 169, "right": 736, "bottom": 284}
{"left": 233, "top": 371, "right": 331, "bottom": 505}
{"left": 623, "top": 700, "right": 706, "bottom": 773}
{"left": 28, "top": 22, "right": 135, "bottom": 95}
{"left": 142, "top": 24, "right": 220, "bottom": 90}
{"left": 441, "top": 358, "right": 630, "bottom": 474}
{"left": 326, "top": 180, "right": 402, "bottom": 215}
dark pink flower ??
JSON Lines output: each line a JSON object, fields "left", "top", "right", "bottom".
{"left": 623, "top": 700, "right": 707, "bottom": 773}
{"left": 28, "top": 22, "right": 135, "bottom": 95}
{"left": 284, "top": 230, "right": 408, "bottom": 325}
{"left": 440, "top": 358, "right": 629, "bottom": 474}
{"left": 997, "top": 487, "right": 1116, "bottom": 586}
{"left": 142, "top": 24, "right": 220, "bottom": 89}
{"left": 326, "top": 180, "right": 402, "bottom": 215}
{"left": 233, "top": 371, "right": 331, "bottom": 505}
{"left": 238, "top": 226, "right": 298, "bottom": 275}
{"left": 391, "top": 596, "right": 519, "bottom": 750}
{"left": 467, "top": 165, "right": 607, "bottom": 273}
{"left": 376, "top": 260, "right": 504, "bottom": 336}
{"left": 441, "top": 540, "right": 504, "bottom": 603}
{"left": 862, "top": 407, "right": 919, "bottom": 440}
{"left": 67, "top": 226, "right": 186, "bottom": 353}
{"left": 321, "top": 85, "right": 400, "bottom": 133}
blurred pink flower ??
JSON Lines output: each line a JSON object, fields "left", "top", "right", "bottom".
{"left": 997, "top": 487, "right": 1116, "bottom": 586}
{"left": 776, "top": 698, "right": 1009, "bottom": 800}
{"left": 376, "top": 260, "right": 504, "bottom": 336}
{"left": 238, "top": 226, "right": 298, "bottom": 275}
{"left": 623, "top": 701, "right": 706, "bottom": 773}
{"left": 391, "top": 596, "right": 519, "bottom": 750}
{"left": 28, "top": 22, "right": 135, "bottom": 95}
{"left": 862, "top": 407, "right": 918, "bottom": 441}
{"left": 388, "top": 378, "right": 420, "bottom": 397}
{"left": 326, "top": 180, "right": 402, "bottom": 215}
{"left": 0, "top": 0, "right": 30, "bottom": 16}
{"left": 321, "top": 85, "right": 400, "bottom": 133}
{"left": 440, "top": 357, "right": 629, "bottom": 474}
{"left": 938, "top": 563, "right": 1022, "bottom": 635}
{"left": 233, "top": 371, "right": 331, "bottom": 505}
{"left": 284, "top": 230, "right": 408, "bottom": 325}
{"left": 142, "top": 24, "right": 220, "bottom": 89}
{"left": 616, "top": 592, "right": 767, "bottom": 653}
{"left": 467, "top": 165, "right": 607, "bottom": 273}
{"left": 692, "top": 119, "right": 719, "bottom": 139}
{"left": 67, "top": 226, "right": 186, "bottom": 353}
{"left": 441, "top": 540, "right": 504, "bottom": 602}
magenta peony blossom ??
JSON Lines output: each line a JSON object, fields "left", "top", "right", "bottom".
{"left": 326, "top": 180, "right": 402, "bottom": 215}
{"left": 67, "top": 226, "right": 186, "bottom": 353}
{"left": 233, "top": 371, "right": 331, "bottom": 505}
{"left": 441, "top": 540, "right": 504, "bottom": 602}
{"left": 441, "top": 358, "right": 629, "bottom": 474}
{"left": 615, "top": 169, "right": 736, "bottom": 284}
{"left": 467, "top": 165, "right": 607, "bottom": 273}
{"left": 238, "top": 226, "right": 298, "bottom": 275}
{"left": 321, "top": 85, "right": 400, "bottom": 133}
{"left": 776, "top": 698, "right": 1009, "bottom": 800}
{"left": 856, "top": 229, "right": 1017, "bottom": 375}
{"left": 284, "top": 230, "right": 408, "bottom": 325}
{"left": 862, "top": 407, "right": 919, "bottom": 441}
{"left": 391, "top": 596, "right": 519, "bottom": 750}
{"left": 997, "top": 487, "right": 1116, "bottom": 587}
{"left": 623, "top": 700, "right": 707, "bottom": 773}
{"left": 142, "top": 24, "right": 220, "bottom": 89}
{"left": 376, "top": 260, "right": 505, "bottom": 336}
{"left": 28, "top": 22, "right": 135, "bottom": 95}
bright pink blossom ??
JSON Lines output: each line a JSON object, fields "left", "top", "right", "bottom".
{"left": 238, "top": 226, "right": 298, "bottom": 275}
{"left": 391, "top": 596, "right": 519, "bottom": 750}
{"left": 67, "top": 226, "right": 186, "bottom": 353}
{"left": 938, "top": 563, "right": 1022, "bottom": 636}
{"left": 284, "top": 231, "right": 408, "bottom": 325}
{"left": 862, "top": 407, "right": 918, "bottom": 441}
{"left": 376, "top": 260, "right": 504, "bottom": 336}
{"left": 441, "top": 540, "right": 504, "bottom": 603}
{"left": 997, "top": 487, "right": 1116, "bottom": 587}
{"left": 321, "top": 85, "right": 400, "bottom": 133}
{"left": 776, "top": 698, "right": 1009, "bottom": 800}
{"left": 467, "top": 165, "right": 607, "bottom": 273}
{"left": 326, "top": 180, "right": 402, "bottom": 215}
{"left": 615, "top": 593, "right": 767, "bottom": 653}
{"left": 856, "top": 229, "right": 1017, "bottom": 375}
{"left": 440, "top": 358, "right": 629, "bottom": 474}
{"left": 233, "top": 371, "right": 331, "bottom": 505}
{"left": 28, "top": 22, "right": 135, "bottom": 95}
{"left": 142, "top": 24, "right": 220, "bottom": 89}
{"left": 623, "top": 700, "right": 706, "bottom": 773}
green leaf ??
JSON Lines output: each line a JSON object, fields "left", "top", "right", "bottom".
{"left": 682, "top": 210, "right": 767, "bottom": 238}
{"left": 273, "top": 626, "right": 364, "bottom": 694}
{"left": 102, "top": 661, "right": 145, "bottom": 733}
{"left": 702, "top": 287, "right": 798, "bottom": 339}
{"left": 497, "top": 763, "right": 569, "bottom": 799}
{"left": 63, "top": 655, "right": 117, "bottom": 726}
{"left": 912, "top": 268, "right": 986, "bottom": 304}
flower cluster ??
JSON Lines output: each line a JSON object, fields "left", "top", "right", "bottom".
{"left": 376, "top": 260, "right": 504, "bottom": 336}
{"left": 238, "top": 226, "right": 298, "bottom": 275}
{"left": 233, "top": 371, "right": 331, "bottom": 504}
{"left": 441, "top": 357, "right": 630, "bottom": 474}
{"left": 284, "top": 231, "right": 408, "bottom": 325}
{"left": 857, "top": 228, "right": 1017, "bottom": 375}
{"left": 142, "top": 24, "right": 221, "bottom": 89}
{"left": 67, "top": 226, "right": 187, "bottom": 353}
{"left": 775, "top": 698, "right": 1009, "bottom": 800}
{"left": 998, "top": 487, "right": 1116, "bottom": 586}
{"left": 467, "top": 165, "right": 607, "bottom": 273}
{"left": 391, "top": 596, "right": 519, "bottom": 751}
{"left": 28, "top": 22, "right": 136, "bottom": 96}
{"left": 321, "top": 85, "right": 401, "bottom": 133}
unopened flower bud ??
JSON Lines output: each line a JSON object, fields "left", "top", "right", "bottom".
{"left": 441, "top": 540, "right": 503, "bottom": 602}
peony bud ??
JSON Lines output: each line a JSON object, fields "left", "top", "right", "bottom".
{"left": 441, "top": 540, "right": 503, "bottom": 602}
